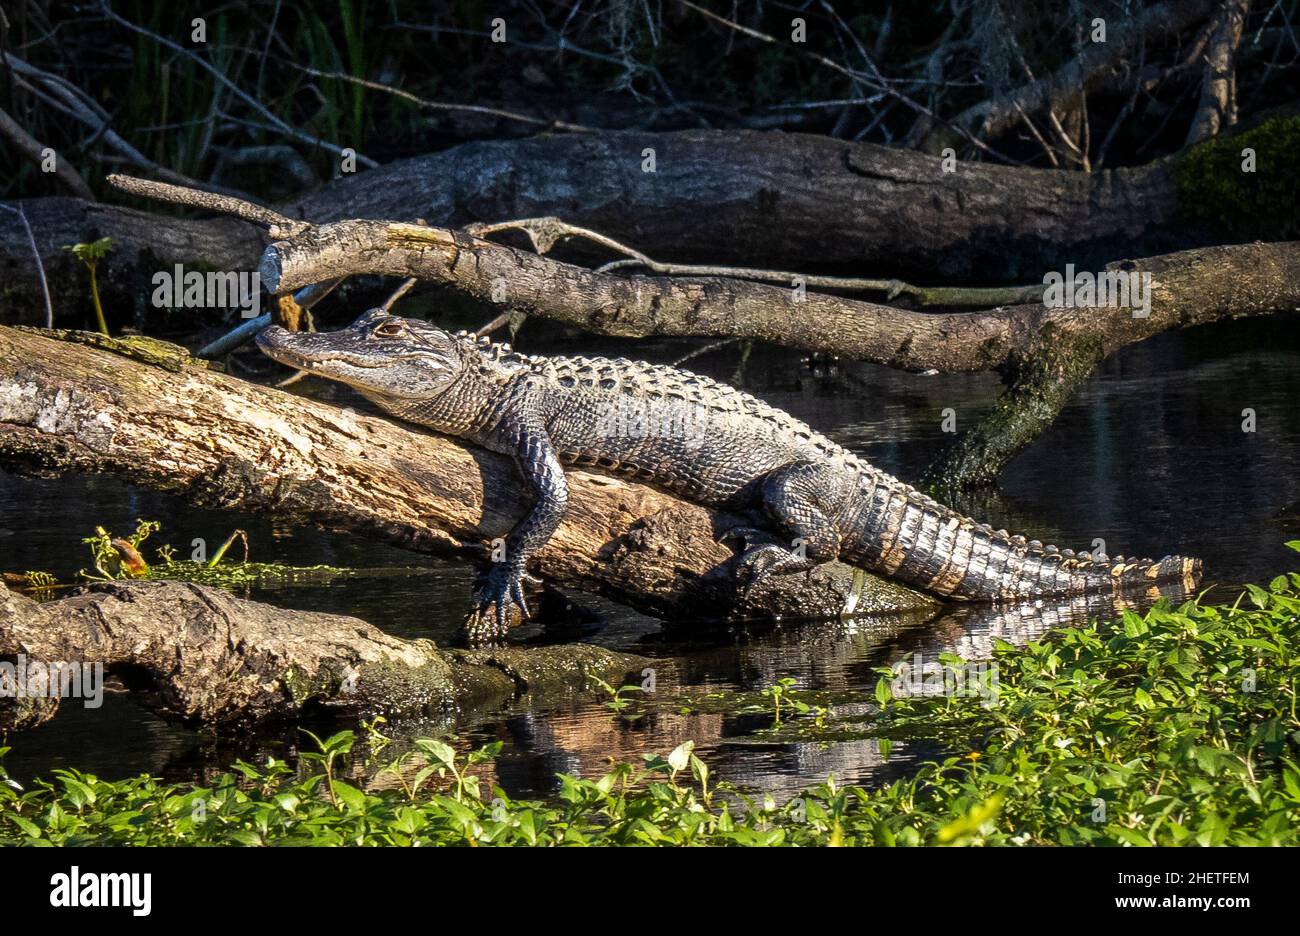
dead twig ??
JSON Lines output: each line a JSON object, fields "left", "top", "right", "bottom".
{"left": 0, "top": 202, "right": 54, "bottom": 327}
{"left": 107, "top": 173, "right": 307, "bottom": 237}
{"left": 380, "top": 277, "right": 418, "bottom": 313}
{"left": 468, "top": 216, "right": 1044, "bottom": 306}
{"left": 292, "top": 65, "right": 598, "bottom": 134}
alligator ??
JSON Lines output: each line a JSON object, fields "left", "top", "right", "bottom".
{"left": 258, "top": 310, "right": 1202, "bottom": 638}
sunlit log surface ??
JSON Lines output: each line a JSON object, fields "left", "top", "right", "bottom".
{"left": 0, "top": 578, "right": 643, "bottom": 730}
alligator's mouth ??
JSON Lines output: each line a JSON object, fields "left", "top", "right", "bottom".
{"left": 256, "top": 326, "right": 440, "bottom": 400}
{"left": 257, "top": 327, "right": 410, "bottom": 371}
{"left": 263, "top": 344, "right": 392, "bottom": 370}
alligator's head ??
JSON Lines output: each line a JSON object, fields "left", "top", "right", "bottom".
{"left": 257, "top": 309, "right": 464, "bottom": 402}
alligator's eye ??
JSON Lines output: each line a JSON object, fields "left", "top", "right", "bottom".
{"left": 371, "top": 319, "right": 405, "bottom": 339}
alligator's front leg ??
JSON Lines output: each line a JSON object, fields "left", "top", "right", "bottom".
{"left": 467, "top": 415, "right": 569, "bottom": 643}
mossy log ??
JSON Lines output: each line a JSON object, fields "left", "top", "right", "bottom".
{"left": 0, "top": 579, "right": 644, "bottom": 730}
{"left": 7, "top": 125, "right": 1288, "bottom": 324}
{"left": 0, "top": 327, "right": 935, "bottom": 633}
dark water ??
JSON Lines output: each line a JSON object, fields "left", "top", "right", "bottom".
{"left": 2, "top": 317, "right": 1298, "bottom": 799}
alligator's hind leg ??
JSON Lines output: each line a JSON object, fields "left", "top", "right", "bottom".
{"left": 733, "top": 461, "right": 847, "bottom": 593}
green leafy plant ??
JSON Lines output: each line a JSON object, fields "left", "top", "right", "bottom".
{"left": 80, "top": 519, "right": 159, "bottom": 581}
{"left": 21, "top": 571, "right": 56, "bottom": 589}
{"left": 205, "top": 529, "right": 249, "bottom": 568}
{"left": 63, "top": 237, "right": 115, "bottom": 336}
{"left": 588, "top": 674, "right": 644, "bottom": 716}
{"left": 766, "top": 676, "right": 812, "bottom": 724}
{"left": 3, "top": 555, "right": 1299, "bottom": 846}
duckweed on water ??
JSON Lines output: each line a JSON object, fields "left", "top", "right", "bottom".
{"left": 3, "top": 549, "right": 1298, "bottom": 846}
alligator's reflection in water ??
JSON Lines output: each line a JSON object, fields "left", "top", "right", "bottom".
{"left": 437, "top": 587, "right": 1201, "bottom": 800}
{"left": 889, "top": 582, "right": 1198, "bottom": 661}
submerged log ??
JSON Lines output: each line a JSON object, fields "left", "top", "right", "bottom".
{"left": 0, "top": 327, "right": 936, "bottom": 635}
{"left": 0, "top": 579, "right": 644, "bottom": 730}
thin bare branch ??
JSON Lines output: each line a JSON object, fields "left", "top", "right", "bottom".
{"left": 379, "top": 277, "right": 419, "bottom": 313}
{"left": 677, "top": 0, "right": 1024, "bottom": 163}
{"left": 469, "top": 216, "right": 1044, "bottom": 306}
{"left": 0, "top": 106, "right": 94, "bottom": 200}
{"left": 106, "top": 173, "right": 308, "bottom": 237}
{"left": 0, "top": 202, "right": 54, "bottom": 328}
{"left": 292, "top": 65, "right": 598, "bottom": 134}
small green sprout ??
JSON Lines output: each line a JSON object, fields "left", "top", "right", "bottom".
{"left": 63, "top": 237, "right": 115, "bottom": 336}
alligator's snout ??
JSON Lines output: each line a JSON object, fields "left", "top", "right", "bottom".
{"left": 255, "top": 325, "right": 309, "bottom": 367}
{"left": 255, "top": 325, "right": 293, "bottom": 352}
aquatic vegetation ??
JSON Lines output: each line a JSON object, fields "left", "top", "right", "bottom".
{"left": 661, "top": 683, "right": 842, "bottom": 738}
{"left": 866, "top": 554, "right": 1300, "bottom": 845}
{"left": 150, "top": 559, "right": 367, "bottom": 589}
{"left": 80, "top": 519, "right": 160, "bottom": 581}
{"left": 18, "top": 571, "right": 55, "bottom": 590}
{"left": 766, "top": 677, "right": 824, "bottom": 725}
{"left": 3, "top": 552, "right": 1297, "bottom": 846}
{"left": 10, "top": 520, "right": 385, "bottom": 593}
{"left": 588, "top": 674, "right": 645, "bottom": 719}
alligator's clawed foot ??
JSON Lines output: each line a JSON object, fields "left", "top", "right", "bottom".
{"left": 463, "top": 565, "right": 540, "bottom": 643}
{"left": 719, "top": 525, "right": 767, "bottom": 549}
{"left": 731, "top": 542, "right": 817, "bottom": 609}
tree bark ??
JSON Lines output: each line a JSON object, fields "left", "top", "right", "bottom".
{"left": 262, "top": 221, "right": 1300, "bottom": 374}
{"left": 0, "top": 327, "right": 936, "bottom": 630}
{"left": 1185, "top": 0, "right": 1250, "bottom": 145}
{"left": 0, "top": 578, "right": 644, "bottom": 730}
{"left": 0, "top": 129, "right": 1225, "bottom": 322}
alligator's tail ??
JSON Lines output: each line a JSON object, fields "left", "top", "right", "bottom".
{"left": 846, "top": 475, "right": 1202, "bottom": 602}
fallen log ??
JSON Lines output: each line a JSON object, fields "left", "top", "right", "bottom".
{"left": 87, "top": 174, "right": 1300, "bottom": 493}
{"left": 0, "top": 127, "right": 1251, "bottom": 323}
{"left": 0, "top": 327, "right": 936, "bottom": 633}
{"left": 259, "top": 219, "right": 1300, "bottom": 373}
{"left": 0, "top": 578, "right": 644, "bottom": 730}
{"left": 254, "top": 212, "right": 1300, "bottom": 487}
